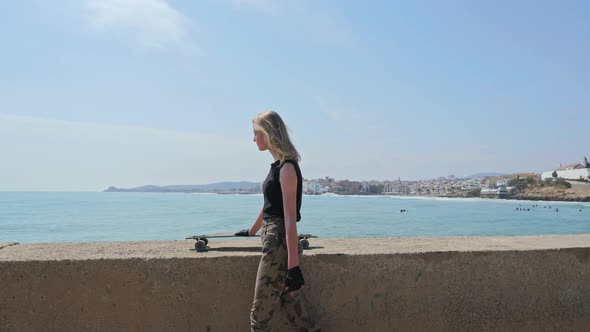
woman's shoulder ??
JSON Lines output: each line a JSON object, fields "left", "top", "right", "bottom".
{"left": 279, "top": 159, "right": 302, "bottom": 180}
{"left": 280, "top": 159, "right": 298, "bottom": 165}
{"left": 279, "top": 159, "right": 301, "bottom": 171}
{"left": 278, "top": 162, "right": 299, "bottom": 187}
{"left": 279, "top": 160, "right": 296, "bottom": 170}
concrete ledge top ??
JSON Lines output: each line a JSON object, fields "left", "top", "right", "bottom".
{"left": 0, "top": 242, "right": 19, "bottom": 250}
{"left": 1, "top": 234, "right": 589, "bottom": 262}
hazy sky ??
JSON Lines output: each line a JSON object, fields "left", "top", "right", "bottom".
{"left": 1, "top": 0, "right": 589, "bottom": 191}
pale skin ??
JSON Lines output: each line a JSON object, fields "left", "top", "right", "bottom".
{"left": 249, "top": 129, "right": 302, "bottom": 296}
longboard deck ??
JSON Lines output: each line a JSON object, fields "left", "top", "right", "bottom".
{"left": 186, "top": 233, "right": 318, "bottom": 240}
{"left": 187, "top": 233, "right": 318, "bottom": 252}
{"left": 185, "top": 233, "right": 240, "bottom": 240}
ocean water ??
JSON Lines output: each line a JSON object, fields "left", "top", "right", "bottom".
{"left": 0, "top": 192, "right": 588, "bottom": 243}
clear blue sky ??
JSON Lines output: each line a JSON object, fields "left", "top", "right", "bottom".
{"left": 1, "top": 0, "right": 589, "bottom": 191}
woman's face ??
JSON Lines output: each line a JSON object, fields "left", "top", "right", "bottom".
{"left": 253, "top": 129, "right": 268, "bottom": 151}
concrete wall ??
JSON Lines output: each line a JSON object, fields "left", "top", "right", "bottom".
{"left": 1, "top": 235, "right": 590, "bottom": 331}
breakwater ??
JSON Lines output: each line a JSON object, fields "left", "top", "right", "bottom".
{"left": 1, "top": 235, "right": 589, "bottom": 331}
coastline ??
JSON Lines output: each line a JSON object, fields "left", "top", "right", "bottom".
{"left": 511, "top": 195, "right": 590, "bottom": 203}
{"left": 307, "top": 193, "right": 590, "bottom": 204}
{"left": 120, "top": 191, "right": 590, "bottom": 203}
{"left": 509, "top": 187, "right": 590, "bottom": 202}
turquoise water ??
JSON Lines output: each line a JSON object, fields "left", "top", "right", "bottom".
{"left": 0, "top": 192, "right": 588, "bottom": 243}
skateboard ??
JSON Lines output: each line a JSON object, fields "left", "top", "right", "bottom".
{"left": 185, "top": 233, "right": 318, "bottom": 252}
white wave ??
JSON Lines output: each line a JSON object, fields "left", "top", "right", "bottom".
{"left": 304, "top": 194, "right": 383, "bottom": 198}
{"left": 386, "top": 195, "right": 482, "bottom": 203}
{"left": 384, "top": 195, "right": 590, "bottom": 206}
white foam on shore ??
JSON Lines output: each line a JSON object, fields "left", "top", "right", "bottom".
{"left": 192, "top": 192, "right": 589, "bottom": 206}
{"left": 387, "top": 195, "right": 482, "bottom": 202}
{"left": 496, "top": 198, "right": 590, "bottom": 206}
{"left": 384, "top": 195, "right": 589, "bottom": 206}
{"left": 305, "top": 194, "right": 384, "bottom": 198}
{"left": 190, "top": 193, "right": 263, "bottom": 196}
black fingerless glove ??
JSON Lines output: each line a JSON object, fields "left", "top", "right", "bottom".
{"left": 234, "top": 229, "right": 250, "bottom": 236}
{"left": 284, "top": 266, "right": 305, "bottom": 293}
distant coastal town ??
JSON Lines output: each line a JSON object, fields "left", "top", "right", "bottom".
{"left": 105, "top": 157, "right": 590, "bottom": 202}
{"left": 302, "top": 157, "right": 590, "bottom": 202}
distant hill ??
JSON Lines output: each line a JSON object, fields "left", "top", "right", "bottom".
{"left": 104, "top": 181, "right": 261, "bottom": 193}
{"left": 467, "top": 172, "right": 507, "bottom": 178}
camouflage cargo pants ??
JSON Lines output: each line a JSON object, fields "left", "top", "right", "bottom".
{"left": 250, "top": 217, "right": 317, "bottom": 332}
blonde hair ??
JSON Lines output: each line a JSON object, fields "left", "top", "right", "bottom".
{"left": 253, "top": 111, "right": 301, "bottom": 162}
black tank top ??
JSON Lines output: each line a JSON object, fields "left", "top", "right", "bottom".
{"left": 262, "top": 159, "right": 302, "bottom": 221}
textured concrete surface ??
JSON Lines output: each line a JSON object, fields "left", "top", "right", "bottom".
{"left": 1, "top": 235, "right": 589, "bottom": 331}
{"left": 0, "top": 243, "right": 18, "bottom": 250}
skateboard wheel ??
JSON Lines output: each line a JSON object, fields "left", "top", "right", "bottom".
{"left": 195, "top": 240, "right": 207, "bottom": 252}
{"left": 300, "top": 239, "right": 310, "bottom": 250}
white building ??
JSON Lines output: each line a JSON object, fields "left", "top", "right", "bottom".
{"left": 361, "top": 181, "right": 382, "bottom": 193}
{"left": 383, "top": 181, "right": 409, "bottom": 195}
{"left": 461, "top": 178, "right": 481, "bottom": 190}
{"left": 481, "top": 182, "right": 509, "bottom": 198}
{"left": 303, "top": 180, "right": 326, "bottom": 194}
{"left": 542, "top": 161, "right": 590, "bottom": 181}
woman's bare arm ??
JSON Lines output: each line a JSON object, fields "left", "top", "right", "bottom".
{"left": 280, "top": 163, "right": 300, "bottom": 269}
{"left": 249, "top": 208, "right": 264, "bottom": 236}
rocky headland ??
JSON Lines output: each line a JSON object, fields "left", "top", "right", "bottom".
{"left": 511, "top": 186, "right": 590, "bottom": 202}
{"left": 507, "top": 176, "right": 590, "bottom": 202}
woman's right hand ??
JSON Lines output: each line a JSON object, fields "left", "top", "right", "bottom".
{"left": 284, "top": 266, "right": 305, "bottom": 295}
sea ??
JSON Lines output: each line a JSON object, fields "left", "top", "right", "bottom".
{"left": 0, "top": 192, "right": 588, "bottom": 243}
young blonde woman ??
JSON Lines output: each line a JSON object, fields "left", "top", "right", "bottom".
{"left": 235, "top": 111, "right": 318, "bottom": 332}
